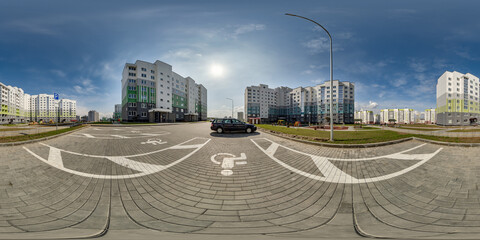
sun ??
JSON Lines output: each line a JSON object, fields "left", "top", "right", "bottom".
{"left": 210, "top": 64, "right": 225, "bottom": 78}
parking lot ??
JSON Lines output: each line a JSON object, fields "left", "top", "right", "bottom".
{"left": 1, "top": 122, "right": 480, "bottom": 239}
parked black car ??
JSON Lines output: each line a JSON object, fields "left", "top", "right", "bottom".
{"left": 211, "top": 118, "right": 257, "bottom": 134}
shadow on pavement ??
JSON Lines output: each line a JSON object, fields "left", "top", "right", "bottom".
{"left": 210, "top": 132, "right": 260, "bottom": 138}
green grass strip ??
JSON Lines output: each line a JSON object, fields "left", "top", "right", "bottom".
{"left": 0, "top": 125, "right": 86, "bottom": 143}
{"left": 257, "top": 124, "right": 480, "bottom": 144}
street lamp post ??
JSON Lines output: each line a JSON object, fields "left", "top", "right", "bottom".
{"left": 285, "top": 13, "right": 334, "bottom": 141}
{"left": 226, "top": 98, "right": 233, "bottom": 118}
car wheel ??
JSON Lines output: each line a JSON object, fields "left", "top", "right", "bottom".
{"left": 246, "top": 127, "right": 252, "bottom": 133}
{"left": 217, "top": 127, "right": 223, "bottom": 134}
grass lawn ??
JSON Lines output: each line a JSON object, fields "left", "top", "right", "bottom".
{"left": 90, "top": 122, "right": 113, "bottom": 124}
{"left": 398, "top": 127, "right": 440, "bottom": 131}
{"left": 448, "top": 128, "right": 480, "bottom": 132}
{"left": 0, "top": 125, "right": 85, "bottom": 143}
{"left": 257, "top": 124, "right": 480, "bottom": 144}
{"left": 257, "top": 124, "right": 414, "bottom": 144}
{"left": 356, "top": 126, "right": 379, "bottom": 130}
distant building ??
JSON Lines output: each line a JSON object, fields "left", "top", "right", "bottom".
{"left": 113, "top": 104, "right": 122, "bottom": 120}
{"left": 425, "top": 109, "right": 436, "bottom": 124}
{"left": 237, "top": 112, "right": 244, "bottom": 121}
{"left": 380, "top": 109, "right": 414, "bottom": 124}
{"left": 244, "top": 80, "right": 355, "bottom": 124}
{"left": 436, "top": 71, "right": 479, "bottom": 125}
{"left": 81, "top": 115, "right": 88, "bottom": 122}
{"left": 374, "top": 114, "right": 380, "bottom": 124}
{"left": 354, "top": 110, "right": 374, "bottom": 124}
{"left": 121, "top": 60, "right": 207, "bottom": 123}
{"left": 0, "top": 82, "right": 76, "bottom": 124}
{"left": 88, "top": 110, "right": 99, "bottom": 122}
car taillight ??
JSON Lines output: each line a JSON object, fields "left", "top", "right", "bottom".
{"left": 211, "top": 123, "right": 213, "bottom": 127}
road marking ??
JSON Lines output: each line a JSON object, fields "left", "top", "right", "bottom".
{"left": 251, "top": 138, "right": 442, "bottom": 184}
{"left": 141, "top": 139, "right": 167, "bottom": 145}
{"left": 69, "top": 131, "right": 170, "bottom": 139}
{"left": 111, "top": 135, "right": 129, "bottom": 139}
{"left": 210, "top": 153, "right": 247, "bottom": 176}
{"left": 23, "top": 137, "right": 210, "bottom": 179}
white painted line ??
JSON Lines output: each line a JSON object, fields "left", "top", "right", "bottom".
{"left": 111, "top": 135, "right": 129, "bottom": 139}
{"left": 251, "top": 138, "right": 443, "bottom": 184}
{"left": 48, "top": 147, "right": 64, "bottom": 168}
{"left": 82, "top": 134, "right": 95, "bottom": 138}
{"left": 24, "top": 137, "right": 211, "bottom": 179}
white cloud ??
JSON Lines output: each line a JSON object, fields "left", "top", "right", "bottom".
{"left": 409, "top": 59, "right": 427, "bottom": 72}
{"left": 366, "top": 101, "right": 378, "bottom": 109}
{"left": 232, "top": 24, "right": 265, "bottom": 38}
{"left": 73, "top": 78, "right": 96, "bottom": 94}
{"left": 163, "top": 49, "right": 203, "bottom": 59}
{"left": 51, "top": 69, "right": 66, "bottom": 78}
{"left": 303, "top": 37, "right": 330, "bottom": 53}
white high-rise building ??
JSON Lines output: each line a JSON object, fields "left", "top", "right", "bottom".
{"left": 0, "top": 82, "right": 76, "bottom": 124}
{"left": 380, "top": 109, "right": 414, "bottom": 124}
{"left": 121, "top": 60, "right": 207, "bottom": 122}
{"left": 244, "top": 80, "right": 355, "bottom": 124}
{"left": 425, "top": 109, "right": 436, "bottom": 124}
{"left": 88, "top": 110, "right": 99, "bottom": 122}
{"left": 354, "top": 110, "right": 374, "bottom": 124}
{"left": 436, "top": 71, "right": 479, "bottom": 125}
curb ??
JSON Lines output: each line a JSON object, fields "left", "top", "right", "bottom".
{"left": 0, "top": 125, "right": 89, "bottom": 147}
{"left": 412, "top": 137, "right": 480, "bottom": 147}
{"left": 259, "top": 128, "right": 480, "bottom": 148}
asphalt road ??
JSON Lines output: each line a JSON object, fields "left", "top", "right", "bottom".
{"left": 1, "top": 122, "right": 480, "bottom": 239}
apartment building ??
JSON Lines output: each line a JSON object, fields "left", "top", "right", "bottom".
{"left": 244, "top": 80, "right": 355, "bottom": 124}
{"left": 436, "top": 71, "right": 479, "bottom": 125}
{"left": 88, "top": 110, "right": 99, "bottom": 122}
{"left": 121, "top": 60, "right": 207, "bottom": 122}
{"left": 425, "top": 108, "right": 436, "bottom": 124}
{"left": 0, "top": 82, "right": 76, "bottom": 124}
{"left": 354, "top": 110, "right": 374, "bottom": 124}
{"left": 113, "top": 104, "right": 122, "bottom": 120}
{"left": 380, "top": 109, "right": 414, "bottom": 124}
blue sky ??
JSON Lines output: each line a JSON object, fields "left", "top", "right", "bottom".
{"left": 1, "top": 0, "right": 479, "bottom": 117}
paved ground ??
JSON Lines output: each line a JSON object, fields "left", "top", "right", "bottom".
{"left": 1, "top": 122, "right": 480, "bottom": 239}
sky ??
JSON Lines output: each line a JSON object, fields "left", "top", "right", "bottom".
{"left": 1, "top": 0, "right": 480, "bottom": 118}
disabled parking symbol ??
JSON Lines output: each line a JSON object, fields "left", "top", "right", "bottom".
{"left": 210, "top": 153, "right": 247, "bottom": 176}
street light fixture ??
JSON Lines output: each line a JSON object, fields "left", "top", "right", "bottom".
{"left": 226, "top": 98, "right": 233, "bottom": 118}
{"left": 285, "top": 13, "right": 334, "bottom": 141}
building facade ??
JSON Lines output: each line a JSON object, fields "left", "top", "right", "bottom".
{"left": 1, "top": 82, "right": 76, "bottom": 124}
{"left": 425, "top": 109, "right": 436, "bottom": 124}
{"left": 354, "top": 110, "right": 374, "bottom": 124}
{"left": 121, "top": 60, "right": 207, "bottom": 123}
{"left": 380, "top": 109, "right": 414, "bottom": 124}
{"left": 244, "top": 80, "right": 355, "bottom": 124}
{"left": 436, "top": 71, "right": 479, "bottom": 125}
{"left": 113, "top": 104, "right": 122, "bottom": 120}
{"left": 88, "top": 110, "right": 99, "bottom": 122}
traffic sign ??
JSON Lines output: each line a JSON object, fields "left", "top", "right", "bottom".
{"left": 54, "top": 93, "right": 59, "bottom": 100}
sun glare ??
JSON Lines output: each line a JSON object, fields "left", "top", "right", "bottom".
{"left": 210, "top": 64, "right": 225, "bottom": 77}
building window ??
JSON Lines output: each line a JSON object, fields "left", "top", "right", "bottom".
{"left": 128, "top": 73, "right": 136, "bottom": 76}
{"left": 141, "top": 73, "right": 147, "bottom": 78}
{"left": 141, "top": 67, "right": 146, "bottom": 71}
